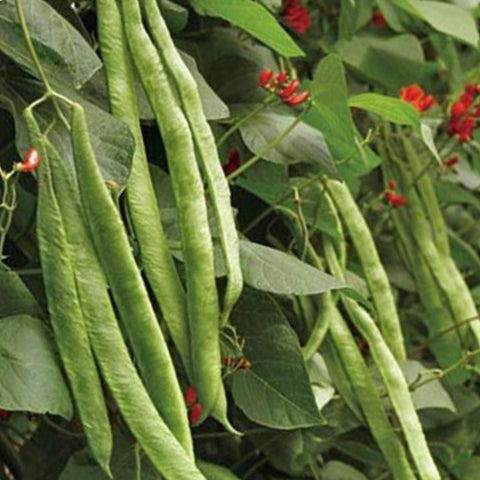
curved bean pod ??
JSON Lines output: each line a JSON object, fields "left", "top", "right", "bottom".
{"left": 120, "top": 0, "right": 223, "bottom": 419}
{"left": 142, "top": 0, "right": 243, "bottom": 325}
{"left": 25, "top": 108, "right": 112, "bottom": 475}
{"left": 45, "top": 139, "right": 205, "bottom": 478}
{"left": 325, "top": 178, "right": 406, "bottom": 361}
{"left": 325, "top": 239, "right": 441, "bottom": 480}
{"left": 69, "top": 103, "right": 192, "bottom": 453}
{"left": 96, "top": 0, "right": 190, "bottom": 374}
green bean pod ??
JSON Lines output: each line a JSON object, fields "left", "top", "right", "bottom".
{"left": 120, "top": 0, "right": 223, "bottom": 419}
{"left": 45, "top": 139, "right": 205, "bottom": 477}
{"left": 325, "top": 178, "right": 406, "bottom": 361}
{"left": 395, "top": 161, "right": 480, "bottom": 348}
{"left": 325, "top": 295, "right": 416, "bottom": 480}
{"left": 142, "top": 0, "right": 243, "bottom": 325}
{"left": 69, "top": 103, "right": 192, "bottom": 452}
{"left": 25, "top": 108, "right": 112, "bottom": 475}
{"left": 96, "top": 0, "right": 190, "bottom": 373}
{"left": 325, "top": 239, "right": 441, "bottom": 480}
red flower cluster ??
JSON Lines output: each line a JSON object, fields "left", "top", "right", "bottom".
{"left": 447, "top": 84, "right": 480, "bottom": 143}
{"left": 259, "top": 70, "right": 309, "bottom": 107}
{"left": 383, "top": 179, "right": 407, "bottom": 208}
{"left": 399, "top": 84, "right": 435, "bottom": 113}
{"left": 184, "top": 387, "right": 202, "bottom": 426}
{"left": 15, "top": 147, "right": 42, "bottom": 173}
{"left": 282, "top": 0, "right": 311, "bottom": 35}
{"left": 223, "top": 148, "right": 240, "bottom": 175}
{"left": 443, "top": 154, "right": 460, "bottom": 168}
{"left": 223, "top": 356, "right": 251, "bottom": 370}
{"left": 0, "top": 409, "right": 11, "bottom": 421}
{"left": 371, "top": 10, "right": 387, "bottom": 27}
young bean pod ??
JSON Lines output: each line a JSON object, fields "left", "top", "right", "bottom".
{"left": 120, "top": 0, "right": 224, "bottom": 420}
{"left": 325, "top": 178, "right": 406, "bottom": 361}
{"left": 45, "top": 139, "right": 205, "bottom": 477}
{"left": 325, "top": 239, "right": 441, "bottom": 480}
{"left": 96, "top": 0, "right": 190, "bottom": 373}
{"left": 69, "top": 103, "right": 192, "bottom": 453}
{"left": 25, "top": 107, "right": 112, "bottom": 475}
{"left": 142, "top": 0, "right": 243, "bottom": 325}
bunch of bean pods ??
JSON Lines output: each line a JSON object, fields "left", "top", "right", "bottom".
{"left": 24, "top": 1, "right": 243, "bottom": 477}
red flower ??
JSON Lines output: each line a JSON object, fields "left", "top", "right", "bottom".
{"left": 0, "top": 409, "right": 11, "bottom": 421}
{"left": 224, "top": 149, "right": 241, "bottom": 175}
{"left": 15, "top": 147, "right": 42, "bottom": 173}
{"left": 279, "top": 79, "right": 300, "bottom": 100}
{"left": 399, "top": 84, "right": 434, "bottom": 113}
{"left": 276, "top": 71, "right": 289, "bottom": 85}
{"left": 384, "top": 191, "right": 408, "bottom": 208}
{"left": 371, "top": 10, "right": 387, "bottom": 27}
{"left": 282, "top": 0, "right": 311, "bottom": 35}
{"left": 443, "top": 155, "right": 460, "bottom": 168}
{"left": 189, "top": 403, "right": 202, "bottom": 426}
{"left": 259, "top": 69, "right": 274, "bottom": 89}
{"left": 447, "top": 84, "right": 480, "bottom": 142}
{"left": 388, "top": 179, "right": 397, "bottom": 191}
{"left": 184, "top": 387, "right": 197, "bottom": 407}
{"left": 285, "top": 91, "right": 309, "bottom": 106}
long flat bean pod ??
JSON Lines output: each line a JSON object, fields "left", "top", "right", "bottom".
{"left": 96, "top": 0, "right": 190, "bottom": 373}
{"left": 45, "top": 139, "right": 205, "bottom": 476}
{"left": 325, "top": 178, "right": 406, "bottom": 361}
{"left": 25, "top": 108, "right": 112, "bottom": 475}
{"left": 69, "top": 103, "right": 192, "bottom": 452}
{"left": 120, "top": 0, "right": 223, "bottom": 419}
{"left": 394, "top": 161, "right": 480, "bottom": 348}
{"left": 325, "top": 295, "right": 416, "bottom": 480}
{"left": 325, "top": 239, "right": 441, "bottom": 480}
{"left": 142, "top": 0, "right": 243, "bottom": 324}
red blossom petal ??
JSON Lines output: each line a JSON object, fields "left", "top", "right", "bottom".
{"left": 282, "top": 1, "right": 311, "bottom": 35}
{"left": 285, "top": 91, "right": 309, "bottom": 106}
{"left": 384, "top": 191, "right": 407, "bottom": 208}
{"left": 184, "top": 387, "right": 198, "bottom": 407}
{"left": 224, "top": 148, "right": 241, "bottom": 175}
{"left": 371, "top": 10, "right": 387, "bottom": 27}
{"left": 17, "top": 147, "right": 41, "bottom": 172}
{"left": 443, "top": 155, "right": 460, "bottom": 168}
{"left": 388, "top": 179, "right": 397, "bottom": 191}
{"left": 0, "top": 409, "right": 11, "bottom": 421}
{"left": 189, "top": 403, "right": 202, "bottom": 426}
{"left": 279, "top": 78, "right": 300, "bottom": 99}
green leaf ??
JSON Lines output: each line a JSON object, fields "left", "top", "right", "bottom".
{"left": 335, "top": 34, "right": 425, "bottom": 90}
{"left": 231, "top": 289, "right": 325, "bottom": 429}
{"left": 192, "top": 0, "right": 304, "bottom": 58}
{"left": 160, "top": 0, "right": 189, "bottom": 33}
{"left": 402, "top": 360, "right": 456, "bottom": 413}
{"left": 237, "top": 107, "right": 337, "bottom": 176}
{"left": 322, "top": 461, "right": 368, "bottom": 480}
{"left": 435, "top": 181, "right": 480, "bottom": 212}
{"left": 0, "top": 74, "right": 134, "bottom": 189}
{"left": 308, "top": 54, "right": 379, "bottom": 179}
{"left": 239, "top": 240, "right": 345, "bottom": 295}
{"left": 0, "top": 264, "right": 41, "bottom": 318}
{"left": 397, "top": 0, "right": 479, "bottom": 47}
{"left": 197, "top": 460, "right": 241, "bottom": 480}
{"left": 0, "top": 315, "right": 73, "bottom": 419}
{"left": 0, "top": 0, "right": 101, "bottom": 88}
{"left": 348, "top": 93, "right": 420, "bottom": 130}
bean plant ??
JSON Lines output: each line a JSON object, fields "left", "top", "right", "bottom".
{"left": 0, "top": 1, "right": 480, "bottom": 479}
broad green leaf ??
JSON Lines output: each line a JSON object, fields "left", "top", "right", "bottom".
{"left": 435, "top": 181, "right": 480, "bottom": 212}
{"left": 237, "top": 107, "right": 337, "bottom": 176}
{"left": 197, "top": 460, "right": 241, "bottom": 480}
{"left": 421, "top": 122, "right": 441, "bottom": 162}
{"left": 391, "top": 0, "right": 479, "bottom": 47}
{"left": 0, "top": 315, "right": 73, "bottom": 419}
{"left": 0, "top": 264, "right": 41, "bottom": 318}
{"left": 0, "top": 74, "right": 134, "bottom": 189}
{"left": 322, "top": 461, "right": 368, "bottom": 480}
{"left": 239, "top": 240, "right": 345, "bottom": 295}
{"left": 462, "top": 456, "right": 480, "bottom": 480}
{"left": 348, "top": 93, "right": 420, "bottom": 131}
{"left": 402, "top": 360, "right": 456, "bottom": 413}
{"left": 308, "top": 54, "right": 379, "bottom": 179}
{"left": 429, "top": 34, "right": 464, "bottom": 94}
{"left": 0, "top": 0, "right": 101, "bottom": 88}
{"left": 339, "top": 0, "right": 359, "bottom": 40}
{"left": 335, "top": 34, "right": 426, "bottom": 90}
{"left": 192, "top": 0, "right": 304, "bottom": 58}
{"left": 231, "top": 289, "right": 325, "bottom": 429}
{"left": 307, "top": 354, "right": 335, "bottom": 411}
